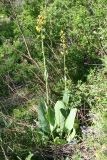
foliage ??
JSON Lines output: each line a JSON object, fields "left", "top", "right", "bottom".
{"left": 0, "top": 0, "right": 107, "bottom": 159}
{"left": 37, "top": 90, "right": 77, "bottom": 144}
{"left": 0, "top": 0, "right": 107, "bottom": 96}
{"left": 76, "top": 56, "right": 107, "bottom": 159}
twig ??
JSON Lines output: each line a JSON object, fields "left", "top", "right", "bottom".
{"left": 0, "top": 145, "right": 9, "bottom": 160}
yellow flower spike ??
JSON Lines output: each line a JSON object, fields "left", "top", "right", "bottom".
{"left": 36, "top": 14, "right": 45, "bottom": 33}
{"left": 60, "top": 30, "right": 67, "bottom": 53}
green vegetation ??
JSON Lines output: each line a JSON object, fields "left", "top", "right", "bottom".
{"left": 37, "top": 92, "right": 77, "bottom": 144}
{"left": 0, "top": 0, "right": 107, "bottom": 159}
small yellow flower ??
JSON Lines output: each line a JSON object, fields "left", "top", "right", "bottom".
{"left": 60, "top": 30, "right": 64, "bottom": 35}
{"left": 63, "top": 43, "right": 67, "bottom": 49}
{"left": 36, "top": 26, "right": 41, "bottom": 33}
{"left": 61, "top": 51, "right": 64, "bottom": 55}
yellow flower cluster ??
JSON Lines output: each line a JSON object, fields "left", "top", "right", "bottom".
{"left": 36, "top": 15, "right": 45, "bottom": 33}
{"left": 60, "top": 30, "right": 67, "bottom": 51}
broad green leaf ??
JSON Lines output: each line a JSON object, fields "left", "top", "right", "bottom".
{"left": 54, "top": 100, "right": 65, "bottom": 131}
{"left": 65, "top": 108, "right": 77, "bottom": 132}
{"left": 67, "top": 128, "right": 76, "bottom": 142}
{"left": 37, "top": 100, "right": 50, "bottom": 133}
{"left": 47, "top": 107, "right": 55, "bottom": 132}
{"left": 63, "top": 89, "right": 70, "bottom": 106}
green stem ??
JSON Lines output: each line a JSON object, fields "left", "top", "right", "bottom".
{"left": 64, "top": 54, "right": 67, "bottom": 90}
{"left": 41, "top": 33, "right": 49, "bottom": 104}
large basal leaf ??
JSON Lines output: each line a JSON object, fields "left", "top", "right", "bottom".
{"left": 54, "top": 100, "right": 65, "bottom": 132}
{"left": 47, "top": 107, "right": 55, "bottom": 132}
{"left": 37, "top": 100, "right": 50, "bottom": 133}
{"left": 65, "top": 108, "right": 77, "bottom": 132}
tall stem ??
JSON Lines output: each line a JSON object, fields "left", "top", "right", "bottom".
{"left": 64, "top": 54, "right": 67, "bottom": 90}
{"left": 41, "top": 33, "right": 49, "bottom": 104}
